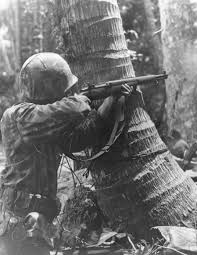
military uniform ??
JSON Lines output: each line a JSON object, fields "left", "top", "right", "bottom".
{"left": 0, "top": 53, "right": 110, "bottom": 255}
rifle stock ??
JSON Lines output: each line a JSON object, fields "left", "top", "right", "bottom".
{"left": 81, "top": 72, "right": 168, "bottom": 100}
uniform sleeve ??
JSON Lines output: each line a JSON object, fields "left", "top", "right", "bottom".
{"left": 15, "top": 96, "right": 91, "bottom": 143}
{"left": 62, "top": 109, "right": 109, "bottom": 153}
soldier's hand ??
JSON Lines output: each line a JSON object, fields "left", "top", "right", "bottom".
{"left": 98, "top": 84, "right": 132, "bottom": 119}
{"left": 98, "top": 96, "right": 115, "bottom": 120}
{"left": 120, "top": 84, "right": 133, "bottom": 97}
{"left": 73, "top": 94, "right": 91, "bottom": 104}
{"left": 115, "top": 84, "right": 133, "bottom": 105}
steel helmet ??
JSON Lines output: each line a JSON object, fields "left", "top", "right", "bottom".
{"left": 18, "top": 52, "right": 78, "bottom": 103}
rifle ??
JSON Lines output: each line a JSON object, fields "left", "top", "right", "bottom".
{"left": 81, "top": 71, "right": 168, "bottom": 100}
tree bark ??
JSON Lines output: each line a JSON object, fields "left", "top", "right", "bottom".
{"left": 143, "top": 0, "right": 163, "bottom": 73}
{"left": 55, "top": 0, "right": 135, "bottom": 87}
{"left": 142, "top": 0, "right": 168, "bottom": 139}
{"left": 91, "top": 92, "right": 197, "bottom": 238}
{"left": 159, "top": 0, "right": 197, "bottom": 142}
{"left": 56, "top": 0, "right": 197, "bottom": 239}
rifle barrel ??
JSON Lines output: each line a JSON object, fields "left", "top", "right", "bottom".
{"left": 81, "top": 72, "right": 168, "bottom": 100}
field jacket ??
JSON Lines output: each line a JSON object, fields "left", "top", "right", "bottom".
{"left": 0, "top": 95, "right": 107, "bottom": 221}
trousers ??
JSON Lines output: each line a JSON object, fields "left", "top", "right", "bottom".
{"left": 0, "top": 188, "right": 60, "bottom": 254}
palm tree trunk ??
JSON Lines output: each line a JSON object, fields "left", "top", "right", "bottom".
{"left": 159, "top": 0, "right": 197, "bottom": 141}
{"left": 143, "top": 0, "right": 163, "bottom": 73}
{"left": 56, "top": 0, "right": 197, "bottom": 238}
{"left": 55, "top": 0, "right": 135, "bottom": 87}
{"left": 92, "top": 91, "right": 197, "bottom": 237}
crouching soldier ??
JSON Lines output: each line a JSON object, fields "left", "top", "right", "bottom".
{"left": 0, "top": 52, "right": 131, "bottom": 255}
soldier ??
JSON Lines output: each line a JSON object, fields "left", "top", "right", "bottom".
{"left": 0, "top": 52, "right": 131, "bottom": 255}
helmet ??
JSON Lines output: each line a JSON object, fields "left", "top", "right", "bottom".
{"left": 18, "top": 52, "right": 78, "bottom": 103}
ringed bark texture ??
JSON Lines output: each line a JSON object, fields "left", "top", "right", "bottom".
{"left": 91, "top": 91, "right": 197, "bottom": 237}
{"left": 57, "top": 0, "right": 197, "bottom": 238}
{"left": 56, "top": 0, "right": 135, "bottom": 87}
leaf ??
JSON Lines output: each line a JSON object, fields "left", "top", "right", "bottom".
{"left": 116, "top": 233, "right": 127, "bottom": 239}
{"left": 153, "top": 226, "right": 197, "bottom": 255}
{"left": 96, "top": 228, "right": 117, "bottom": 246}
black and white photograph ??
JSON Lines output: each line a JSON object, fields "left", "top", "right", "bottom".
{"left": 0, "top": 0, "right": 197, "bottom": 254}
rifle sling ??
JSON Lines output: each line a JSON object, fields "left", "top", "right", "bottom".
{"left": 65, "top": 102, "right": 125, "bottom": 162}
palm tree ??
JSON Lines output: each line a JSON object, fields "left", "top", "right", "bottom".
{"left": 56, "top": 0, "right": 197, "bottom": 238}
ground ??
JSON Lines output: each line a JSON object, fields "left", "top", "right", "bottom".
{"left": 0, "top": 144, "right": 197, "bottom": 255}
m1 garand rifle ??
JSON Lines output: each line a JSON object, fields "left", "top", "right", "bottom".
{"left": 81, "top": 71, "right": 168, "bottom": 100}
{"left": 69, "top": 71, "right": 168, "bottom": 163}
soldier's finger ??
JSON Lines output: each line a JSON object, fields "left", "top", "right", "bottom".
{"left": 123, "top": 84, "right": 131, "bottom": 90}
{"left": 74, "top": 94, "right": 91, "bottom": 103}
{"left": 122, "top": 84, "right": 133, "bottom": 92}
{"left": 122, "top": 87, "right": 133, "bottom": 96}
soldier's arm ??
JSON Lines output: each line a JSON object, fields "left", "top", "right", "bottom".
{"left": 15, "top": 95, "right": 91, "bottom": 143}
{"left": 61, "top": 109, "right": 110, "bottom": 153}
{"left": 62, "top": 86, "right": 132, "bottom": 153}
